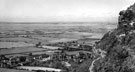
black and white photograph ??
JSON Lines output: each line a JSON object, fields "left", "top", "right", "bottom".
{"left": 0, "top": 0, "right": 135, "bottom": 72}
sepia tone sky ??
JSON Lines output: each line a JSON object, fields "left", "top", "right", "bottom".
{"left": 0, "top": 0, "right": 135, "bottom": 22}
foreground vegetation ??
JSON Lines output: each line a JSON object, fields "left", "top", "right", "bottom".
{"left": 93, "top": 3, "right": 135, "bottom": 72}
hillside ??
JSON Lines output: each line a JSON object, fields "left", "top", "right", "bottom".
{"left": 92, "top": 3, "right": 135, "bottom": 72}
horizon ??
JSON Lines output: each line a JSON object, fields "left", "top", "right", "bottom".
{"left": 0, "top": 21, "right": 117, "bottom": 24}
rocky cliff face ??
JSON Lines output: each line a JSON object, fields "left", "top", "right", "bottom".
{"left": 92, "top": 3, "right": 135, "bottom": 72}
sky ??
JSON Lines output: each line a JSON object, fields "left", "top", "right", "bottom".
{"left": 0, "top": 0, "right": 135, "bottom": 22}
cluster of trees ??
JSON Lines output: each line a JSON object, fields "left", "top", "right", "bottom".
{"left": 92, "top": 3, "right": 135, "bottom": 71}
{"left": 93, "top": 45, "right": 133, "bottom": 72}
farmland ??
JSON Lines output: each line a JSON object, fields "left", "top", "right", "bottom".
{"left": 0, "top": 22, "right": 116, "bottom": 72}
{"left": 0, "top": 42, "right": 34, "bottom": 48}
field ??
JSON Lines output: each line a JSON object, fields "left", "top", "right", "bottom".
{"left": 0, "top": 46, "right": 47, "bottom": 55}
{"left": 0, "top": 42, "right": 34, "bottom": 48}
{"left": 0, "top": 22, "right": 116, "bottom": 72}
{"left": 0, "top": 22, "right": 116, "bottom": 53}
{"left": 0, "top": 68, "right": 34, "bottom": 72}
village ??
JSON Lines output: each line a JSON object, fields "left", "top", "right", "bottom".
{"left": 0, "top": 41, "right": 94, "bottom": 72}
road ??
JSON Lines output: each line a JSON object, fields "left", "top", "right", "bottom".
{"left": 89, "top": 46, "right": 106, "bottom": 72}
